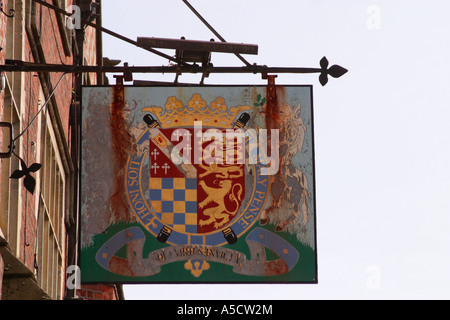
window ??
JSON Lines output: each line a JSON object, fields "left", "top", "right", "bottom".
{"left": 36, "top": 113, "right": 67, "bottom": 300}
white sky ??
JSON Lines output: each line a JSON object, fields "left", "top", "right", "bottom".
{"left": 100, "top": 0, "right": 450, "bottom": 300}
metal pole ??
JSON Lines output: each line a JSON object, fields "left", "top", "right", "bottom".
{"left": 181, "top": 0, "right": 252, "bottom": 67}
{"left": 1, "top": 61, "right": 322, "bottom": 75}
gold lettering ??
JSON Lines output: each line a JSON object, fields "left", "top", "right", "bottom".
{"left": 239, "top": 218, "right": 249, "bottom": 228}
{"left": 128, "top": 177, "right": 138, "bottom": 187}
{"left": 131, "top": 192, "right": 140, "bottom": 204}
{"left": 255, "top": 190, "right": 266, "bottom": 199}
{"left": 257, "top": 176, "right": 268, "bottom": 186}
{"left": 156, "top": 250, "right": 166, "bottom": 262}
{"left": 134, "top": 200, "right": 145, "bottom": 211}
{"left": 251, "top": 197, "right": 264, "bottom": 206}
{"left": 144, "top": 216, "right": 158, "bottom": 229}
{"left": 234, "top": 252, "right": 242, "bottom": 265}
{"left": 127, "top": 169, "right": 139, "bottom": 180}
{"left": 139, "top": 209, "right": 151, "bottom": 219}
{"left": 129, "top": 160, "right": 141, "bottom": 167}
{"left": 208, "top": 248, "right": 216, "bottom": 258}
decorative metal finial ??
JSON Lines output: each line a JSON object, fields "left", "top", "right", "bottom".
{"left": 9, "top": 153, "right": 42, "bottom": 195}
{"left": 318, "top": 57, "right": 348, "bottom": 86}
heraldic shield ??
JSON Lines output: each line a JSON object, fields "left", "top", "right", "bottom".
{"left": 80, "top": 86, "right": 317, "bottom": 283}
{"left": 148, "top": 127, "right": 246, "bottom": 236}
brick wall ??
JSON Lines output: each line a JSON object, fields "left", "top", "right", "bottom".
{"left": 17, "top": 0, "right": 75, "bottom": 274}
{"left": 77, "top": 284, "right": 119, "bottom": 300}
{"left": 40, "top": 3, "right": 73, "bottom": 141}
{"left": 84, "top": 25, "right": 98, "bottom": 85}
{"left": 20, "top": 41, "right": 40, "bottom": 272}
{"left": 0, "top": 0, "right": 122, "bottom": 300}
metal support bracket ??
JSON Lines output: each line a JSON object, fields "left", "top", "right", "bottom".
{"left": 0, "top": 122, "right": 13, "bottom": 158}
{"left": 2, "top": 58, "right": 347, "bottom": 86}
{"left": 113, "top": 75, "right": 124, "bottom": 86}
{"left": 0, "top": 0, "right": 15, "bottom": 18}
{"left": 123, "top": 62, "right": 133, "bottom": 82}
{"left": 263, "top": 73, "right": 278, "bottom": 111}
{"left": 112, "top": 62, "right": 132, "bottom": 84}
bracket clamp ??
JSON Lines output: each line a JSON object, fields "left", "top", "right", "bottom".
{"left": 0, "top": 122, "right": 13, "bottom": 159}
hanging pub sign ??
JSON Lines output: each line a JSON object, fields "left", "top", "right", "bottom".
{"left": 80, "top": 84, "right": 317, "bottom": 283}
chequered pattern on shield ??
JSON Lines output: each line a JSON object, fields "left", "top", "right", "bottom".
{"left": 149, "top": 177, "right": 197, "bottom": 233}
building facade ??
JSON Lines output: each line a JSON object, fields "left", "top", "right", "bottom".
{"left": 0, "top": 0, "right": 122, "bottom": 300}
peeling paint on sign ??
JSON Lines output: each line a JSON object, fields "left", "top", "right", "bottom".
{"left": 80, "top": 85, "right": 317, "bottom": 283}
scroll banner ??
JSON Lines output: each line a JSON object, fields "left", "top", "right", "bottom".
{"left": 96, "top": 227, "right": 299, "bottom": 277}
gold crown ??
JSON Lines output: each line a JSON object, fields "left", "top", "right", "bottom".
{"left": 142, "top": 94, "right": 252, "bottom": 129}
